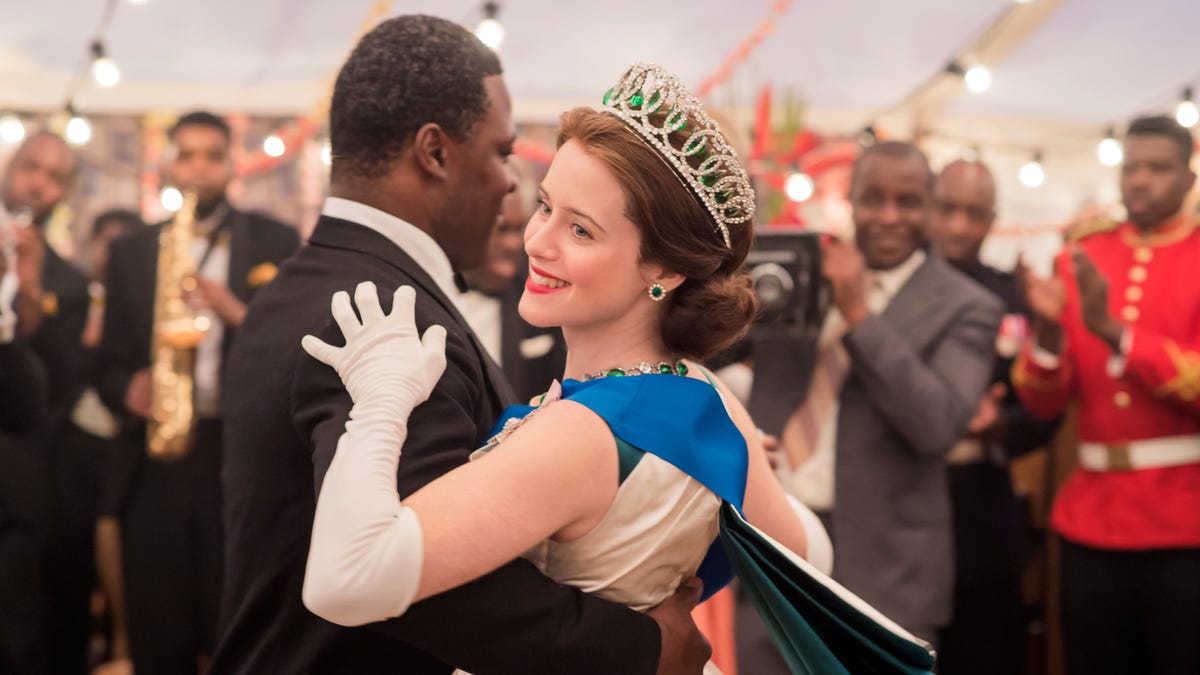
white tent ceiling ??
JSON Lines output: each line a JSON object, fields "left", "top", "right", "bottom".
{"left": 3, "top": 0, "right": 1198, "bottom": 265}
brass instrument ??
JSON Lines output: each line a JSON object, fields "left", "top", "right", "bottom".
{"left": 147, "top": 192, "right": 211, "bottom": 460}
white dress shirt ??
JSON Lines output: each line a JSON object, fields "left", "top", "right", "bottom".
{"left": 457, "top": 291, "right": 503, "bottom": 365}
{"left": 321, "top": 197, "right": 464, "bottom": 308}
{"left": 783, "top": 250, "right": 926, "bottom": 510}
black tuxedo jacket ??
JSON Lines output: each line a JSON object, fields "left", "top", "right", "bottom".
{"left": 498, "top": 271, "right": 566, "bottom": 403}
{"left": 212, "top": 214, "right": 659, "bottom": 675}
{"left": 95, "top": 207, "right": 300, "bottom": 425}
{"left": 949, "top": 262, "right": 1059, "bottom": 584}
{"left": 0, "top": 244, "right": 88, "bottom": 530}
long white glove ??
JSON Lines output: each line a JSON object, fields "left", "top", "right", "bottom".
{"left": 301, "top": 282, "right": 448, "bottom": 626}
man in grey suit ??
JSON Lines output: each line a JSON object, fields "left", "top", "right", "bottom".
{"left": 775, "top": 141, "right": 1002, "bottom": 645}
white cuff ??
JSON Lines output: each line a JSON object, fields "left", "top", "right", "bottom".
{"left": 1030, "top": 345, "right": 1061, "bottom": 369}
{"left": 1106, "top": 329, "right": 1132, "bottom": 378}
{"left": 784, "top": 494, "right": 833, "bottom": 575}
{"left": 0, "top": 314, "right": 14, "bottom": 344}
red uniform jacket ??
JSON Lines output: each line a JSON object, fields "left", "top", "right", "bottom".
{"left": 1013, "top": 217, "right": 1200, "bottom": 550}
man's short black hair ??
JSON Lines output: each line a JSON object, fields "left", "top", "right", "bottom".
{"left": 851, "top": 141, "right": 934, "bottom": 193}
{"left": 1127, "top": 115, "right": 1194, "bottom": 165}
{"left": 329, "top": 14, "right": 503, "bottom": 179}
{"left": 169, "top": 111, "right": 231, "bottom": 143}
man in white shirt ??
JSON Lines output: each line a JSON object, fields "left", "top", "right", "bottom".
{"left": 774, "top": 142, "right": 1002, "bottom": 645}
{"left": 214, "top": 15, "right": 708, "bottom": 675}
{"left": 95, "top": 112, "right": 299, "bottom": 675}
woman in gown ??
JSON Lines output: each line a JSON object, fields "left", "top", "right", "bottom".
{"left": 301, "top": 63, "right": 833, "bottom": 674}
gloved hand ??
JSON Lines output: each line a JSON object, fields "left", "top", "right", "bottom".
{"left": 301, "top": 282, "right": 446, "bottom": 626}
{"left": 303, "top": 282, "right": 447, "bottom": 418}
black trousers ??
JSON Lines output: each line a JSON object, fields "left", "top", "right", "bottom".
{"left": 122, "top": 419, "right": 223, "bottom": 675}
{"left": 0, "top": 528, "right": 49, "bottom": 675}
{"left": 44, "top": 422, "right": 106, "bottom": 675}
{"left": 937, "top": 574, "right": 1025, "bottom": 675}
{"left": 1060, "top": 538, "right": 1200, "bottom": 675}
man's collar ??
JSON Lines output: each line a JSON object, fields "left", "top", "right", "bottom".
{"left": 320, "top": 197, "right": 462, "bottom": 304}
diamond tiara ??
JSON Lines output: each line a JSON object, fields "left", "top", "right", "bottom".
{"left": 600, "top": 63, "right": 755, "bottom": 249}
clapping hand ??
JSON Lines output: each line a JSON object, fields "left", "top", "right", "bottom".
{"left": 303, "top": 282, "right": 448, "bottom": 412}
{"left": 1071, "top": 247, "right": 1123, "bottom": 352}
{"left": 821, "top": 237, "right": 870, "bottom": 326}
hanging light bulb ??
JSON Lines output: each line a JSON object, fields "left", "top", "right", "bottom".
{"left": 1176, "top": 87, "right": 1199, "bottom": 129}
{"left": 65, "top": 112, "right": 92, "bottom": 146}
{"left": 1097, "top": 127, "right": 1123, "bottom": 167}
{"left": 128, "top": 0, "right": 149, "bottom": 5}
{"left": 320, "top": 140, "right": 332, "bottom": 166}
{"left": 90, "top": 41, "right": 120, "bottom": 88}
{"left": 1019, "top": 152, "right": 1045, "bottom": 188}
{"left": 785, "top": 172, "right": 815, "bottom": 202}
{"left": 160, "top": 186, "right": 184, "bottom": 212}
{"left": 964, "top": 65, "right": 992, "bottom": 93}
{"left": 160, "top": 187, "right": 183, "bottom": 212}
{"left": 263, "top": 134, "right": 286, "bottom": 158}
{"left": 475, "top": 2, "right": 504, "bottom": 50}
{"left": 0, "top": 115, "right": 26, "bottom": 144}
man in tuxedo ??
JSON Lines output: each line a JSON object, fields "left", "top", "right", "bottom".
{"left": 928, "top": 159, "right": 1059, "bottom": 675}
{"left": 213, "top": 15, "right": 707, "bottom": 675}
{"left": 0, "top": 132, "right": 89, "bottom": 675}
{"left": 460, "top": 179, "right": 566, "bottom": 402}
{"left": 95, "top": 111, "right": 299, "bottom": 675}
{"left": 775, "top": 142, "right": 1002, "bottom": 644}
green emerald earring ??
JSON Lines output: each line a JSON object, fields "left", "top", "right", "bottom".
{"left": 648, "top": 283, "right": 667, "bottom": 302}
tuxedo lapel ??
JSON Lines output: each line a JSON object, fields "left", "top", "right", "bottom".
{"left": 880, "top": 254, "right": 953, "bottom": 350}
{"left": 226, "top": 209, "right": 252, "bottom": 303}
{"left": 309, "top": 215, "right": 517, "bottom": 406}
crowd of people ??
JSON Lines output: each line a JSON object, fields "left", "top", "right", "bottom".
{"left": 1, "top": 13, "right": 1197, "bottom": 675}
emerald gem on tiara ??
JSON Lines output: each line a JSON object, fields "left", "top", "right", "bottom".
{"left": 598, "top": 62, "right": 756, "bottom": 250}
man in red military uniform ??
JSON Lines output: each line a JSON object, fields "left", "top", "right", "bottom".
{"left": 1014, "top": 115, "right": 1200, "bottom": 675}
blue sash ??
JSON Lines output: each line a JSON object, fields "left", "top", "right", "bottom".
{"left": 489, "top": 375, "right": 936, "bottom": 674}
{"left": 489, "top": 375, "right": 746, "bottom": 599}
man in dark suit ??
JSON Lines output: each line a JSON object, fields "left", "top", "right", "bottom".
{"left": 0, "top": 131, "right": 89, "bottom": 675}
{"left": 460, "top": 181, "right": 566, "bottom": 402}
{"left": 213, "top": 15, "right": 707, "bottom": 675}
{"left": 95, "top": 111, "right": 299, "bottom": 675}
{"left": 775, "top": 142, "right": 1003, "bottom": 644}
{"left": 928, "top": 159, "right": 1059, "bottom": 675}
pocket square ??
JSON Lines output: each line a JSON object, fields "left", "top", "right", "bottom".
{"left": 246, "top": 262, "right": 279, "bottom": 289}
{"left": 519, "top": 334, "right": 556, "bottom": 359}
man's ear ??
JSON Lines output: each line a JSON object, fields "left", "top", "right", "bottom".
{"left": 413, "top": 123, "right": 450, "bottom": 180}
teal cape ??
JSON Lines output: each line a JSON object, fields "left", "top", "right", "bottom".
{"left": 489, "top": 375, "right": 936, "bottom": 675}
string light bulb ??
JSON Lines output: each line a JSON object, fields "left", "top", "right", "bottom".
{"left": 160, "top": 186, "right": 183, "bottom": 212}
{"left": 964, "top": 65, "right": 992, "bottom": 93}
{"left": 1176, "top": 87, "right": 1198, "bottom": 129}
{"left": 1019, "top": 152, "right": 1045, "bottom": 188}
{"left": 0, "top": 115, "right": 26, "bottom": 144}
{"left": 320, "top": 140, "right": 332, "bottom": 166}
{"left": 785, "top": 172, "right": 815, "bottom": 202}
{"left": 1097, "top": 128, "right": 1123, "bottom": 167}
{"left": 65, "top": 110, "right": 92, "bottom": 146}
{"left": 263, "top": 134, "right": 285, "bottom": 158}
{"left": 90, "top": 41, "right": 120, "bottom": 88}
{"left": 475, "top": 2, "right": 504, "bottom": 50}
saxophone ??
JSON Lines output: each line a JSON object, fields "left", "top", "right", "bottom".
{"left": 146, "top": 191, "right": 210, "bottom": 460}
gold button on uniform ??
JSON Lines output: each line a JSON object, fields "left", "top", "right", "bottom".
{"left": 1122, "top": 306, "right": 1140, "bottom": 322}
{"left": 1129, "top": 266, "right": 1148, "bottom": 283}
{"left": 1134, "top": 247, "right": 1153, "bottom": 263}
{"left": 1114, "top": 391, "right": 1132, "bottom": 408}
{"left": 1125, "top": 286, "right": 1143, "bottom": 302}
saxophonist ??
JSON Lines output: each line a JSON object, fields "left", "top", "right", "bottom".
{"left": 96, "top": 111, "right": 299, "bottom": 675}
